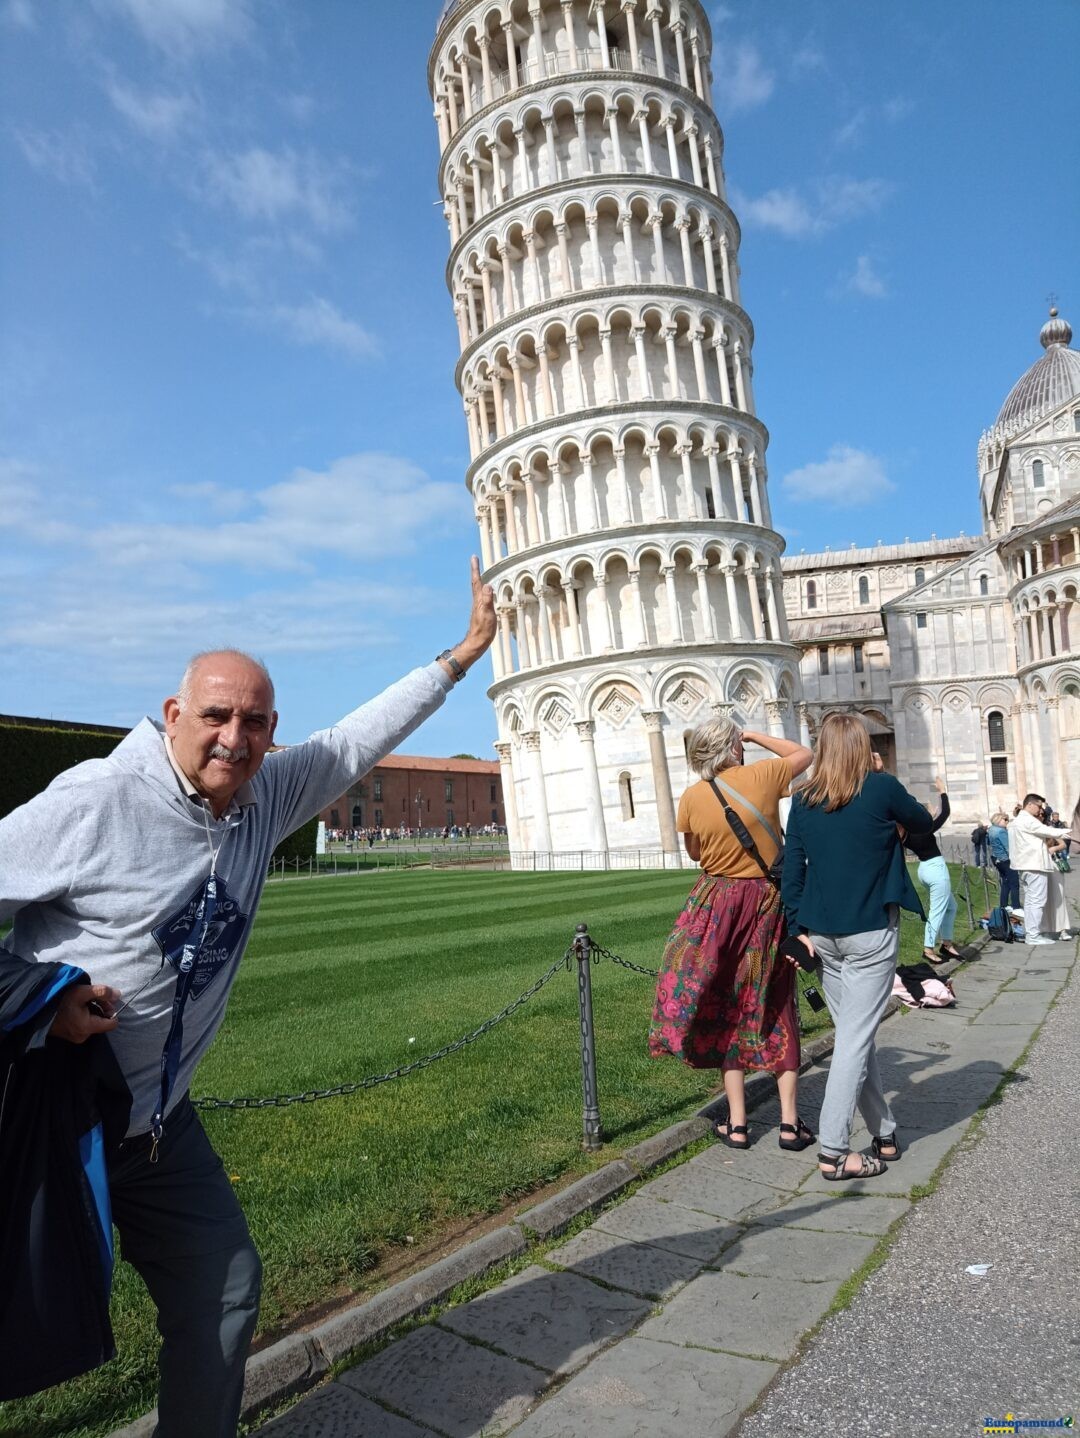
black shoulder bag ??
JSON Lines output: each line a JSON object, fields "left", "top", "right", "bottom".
{"left": 707, "top": 775, "right": 785, "bottom": 888}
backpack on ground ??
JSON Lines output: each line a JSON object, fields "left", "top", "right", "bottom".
{"left": 986, "top": 906, "right": 1013, "bottom": 942}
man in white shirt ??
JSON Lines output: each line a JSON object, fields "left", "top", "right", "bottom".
{"left": 1008, "top": 792, "right": 1071, "bottom": 945}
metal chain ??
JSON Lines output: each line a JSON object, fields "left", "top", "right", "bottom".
{"left": 589, "top": 942, "right": 660, "bottom": 979}
{"left": 192, "top": 950, "right": 572, "bottom": 1112}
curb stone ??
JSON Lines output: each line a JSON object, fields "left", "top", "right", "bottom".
{"left": 105, "top": 947, "right": 980, "bottom": 1435}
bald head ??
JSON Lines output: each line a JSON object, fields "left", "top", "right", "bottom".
{"left": 164, "top": 650, "right": 278, "bottom": 816}
{"left": 177, "top": 649, "right": 275, "bottom": 712}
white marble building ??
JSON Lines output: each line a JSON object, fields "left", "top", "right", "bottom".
{"left": 430, "top": 0, "right": 801, "bottom": 861}
{"left": 782, "top": 311, "right": 1080, "bottom": 824}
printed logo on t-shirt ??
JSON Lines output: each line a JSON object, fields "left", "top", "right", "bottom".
{"left": 151, "top": 874, "right": 248, "bottom": 1000}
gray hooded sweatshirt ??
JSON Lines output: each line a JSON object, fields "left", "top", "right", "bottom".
{"left": 0, "top": 662, "right": 451, "bottom": 1137}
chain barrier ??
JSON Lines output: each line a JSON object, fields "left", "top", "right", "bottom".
{"left": 590, "top": 942, "right": 660, "bottom": 978}
{"left": 192, "top": 950, "right": 572, "bottom": 1112}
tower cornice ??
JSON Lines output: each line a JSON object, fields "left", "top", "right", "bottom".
{"left": 464, "top": 397, "right": 769, "bottom": 487}
{"left": 443, "top": 169, "right": 740, "bottom": 285}
{"left": 453, "top": 281, "right": 754, "bottom": 385}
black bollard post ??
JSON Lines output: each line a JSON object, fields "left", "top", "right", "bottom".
{"left": 573, "top": 922, "right": 603, "bottom": 1152}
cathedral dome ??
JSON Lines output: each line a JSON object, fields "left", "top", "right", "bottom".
{"left": 995, "top": 308, "right": 1080, "bottom": 430}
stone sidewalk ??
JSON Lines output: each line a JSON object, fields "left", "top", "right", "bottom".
{"left": 254, "top": 932, "right": 1075, "bottom": 1438}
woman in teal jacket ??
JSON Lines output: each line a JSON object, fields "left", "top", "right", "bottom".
{"left": 782, "top": 716, "right": 934, "bottom": 1181}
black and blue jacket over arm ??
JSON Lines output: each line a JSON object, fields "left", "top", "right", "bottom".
{"left": 0, "top": 950, "right": 131, "bottom": 1400}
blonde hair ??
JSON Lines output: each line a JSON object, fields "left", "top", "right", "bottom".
{"left": 686, "top": 715, "right": 741, "bottom": 779}
{"left": 990, "top": 810, "right": 1010, "bottom": 826}
{"left": 800, "top": 713, "right": 872, "bottom": 812}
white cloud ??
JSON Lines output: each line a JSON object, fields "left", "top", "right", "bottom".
{"left": 202, "top": 146, "right": 354, "bottom": 233}
{"left": 733, "top": 175, "right": 893, "bottom": 239}
{"left": 104, "top": 77, "right": 196, "bottom": 139}
{"left": 782, "top": 445, "right": 894, "bottom": 507}
{"left": 97, "top": 0, "right": 250, "bottom": 58}
{"left": 723, "top": 41, "right": 775, "bottom": 114}
{"left": 711, "top": 5, "right": 735, "bottom": 23}
{"left": 7, "top": 453, "right": 465, "bottom": 575}
{"left": 846, "top": 254, "right": 887, "bottom": 299}
{"left": 12, "top": 125, "right": 97, "bottom": 188}
{"left": 234, "top": 297, "right": 378, "bottom": 358}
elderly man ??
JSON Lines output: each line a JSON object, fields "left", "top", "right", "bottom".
{"left": 0, "top": 560, "right": 495, "bottom": 1436}
{"left": 1008, "top": 792, "right": 1071, "bottom": 946}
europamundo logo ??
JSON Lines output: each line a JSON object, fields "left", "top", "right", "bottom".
{"left": 982, "top": 1418, "right": 1074, "bottom": 1434}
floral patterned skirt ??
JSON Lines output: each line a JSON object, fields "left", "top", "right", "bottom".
{"left": 648, "top": 872, "right": 799, "bottom": 1073}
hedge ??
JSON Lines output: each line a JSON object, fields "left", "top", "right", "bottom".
{"left": 1, "top": 725, "right": 319, "bottom": 862}
{"left": 1, "top": 724, "right": 121, "bottom": 821}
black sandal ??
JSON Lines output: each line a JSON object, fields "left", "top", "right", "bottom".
{"left": 938, "top": 943, "right": 962, "bottom": 961}
{"left": 714, "top": 1121, "right": 750, "bottom": 1149}
{"left": 871, "top": 1134, "right": 902, "bottom": 1163}
{"left": 817, "top": 1150, "right": 886, "bottom": 1181}
{"left": 778, "top": 1118, "right": 815, "bottom": 1151}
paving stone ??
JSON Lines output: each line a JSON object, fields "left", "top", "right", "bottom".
{"left": 749, "top": 1191, "right": 910, "bottom": 1235}
{"left": 591, "top": 1194, "right": 741, "bottom": 1263}
{"left": 637, "top": 1162, "right": 791, "bottom": 1222}
{"left": 637, "top": 1269, "right": 842, "bottom": 1360}
{"left": 438, "top": 1263, "right": 649, "bottom": 1377}
{"left": 547, "top": 1226, "right": 701, "bottom": 1300}
{"left": 340, "top": 1326, "right": 547, "bottom": 1438}
{"left": 257, "top": 1383, "right": 432, "bottom": 1437}
{"left": 506, "top": 1336, "right": 776, "bottom": 1438}
{"left": 516, "top": 1161, "right": 636, "bottom": 1239}
{"left": 712, "top": 1223, "right": 878, "bottom": 1282}
{"left": 692, "top": 1139, "right": 819, "bottom": 1192}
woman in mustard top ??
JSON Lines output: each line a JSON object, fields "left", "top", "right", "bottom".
{"left": 649, "top": 714, "right": 813, "bottom": 1150}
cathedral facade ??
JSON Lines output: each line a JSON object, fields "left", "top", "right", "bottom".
{"left": 783, "top": 311, "right": 1080, "bottom": 825}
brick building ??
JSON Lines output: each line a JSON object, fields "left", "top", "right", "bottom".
{"left": 319, "top": 754, "right": 504, "bottom": 833}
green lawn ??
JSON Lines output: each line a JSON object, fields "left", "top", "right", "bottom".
{"left": 1, "top": 863, "right": 978, "bottom": 1437}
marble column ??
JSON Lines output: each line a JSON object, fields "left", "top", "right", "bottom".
{"left": 575, "top": 719, "right": 610, "bottom": 859}
{"left": 494, "top": 741, "right": 522, "bottom": 851}
{"left": 522, "top": 730, "right": 552, "bottom": 853}
{"left": 797, "top": 702, "right": 813, "bottom": 748}
{"left": 642, "top": 710, "right": 679, "bottom": 858}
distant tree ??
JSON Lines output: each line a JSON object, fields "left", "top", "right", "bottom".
{"left": 451, "top": 753, "right": 479, "bottom": 760}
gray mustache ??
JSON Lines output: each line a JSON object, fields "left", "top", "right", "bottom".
{"left": 210, "top": 743, "right": 250, "bottom": 763}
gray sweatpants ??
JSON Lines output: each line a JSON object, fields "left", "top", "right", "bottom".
{"left": 808, "top": 911, "right": 900, "bottom": 1157}
{"left": 108, "top": 1096, "right": 261, "bottom": 1438}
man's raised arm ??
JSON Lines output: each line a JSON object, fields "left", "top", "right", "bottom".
{"left": 268, "top": 558, "right": 497, "bottom": 839}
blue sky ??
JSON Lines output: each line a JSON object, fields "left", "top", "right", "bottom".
{"left": 1, "top": 0, "right": 1076, "bottom": 749}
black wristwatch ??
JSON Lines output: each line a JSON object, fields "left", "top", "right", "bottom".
{"left": 437, "top": 649, "right": 467, "bottom": 682}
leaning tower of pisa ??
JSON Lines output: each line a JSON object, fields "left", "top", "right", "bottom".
{"left": 430, "top": 0, "right": 802, "bottom": 863}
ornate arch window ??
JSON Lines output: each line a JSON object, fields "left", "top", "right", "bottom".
{"left": 986, "top": 709, "right": 1008, "bottom": 785}
{"left": 914, "top": 567, "right": 925, "bottom": 586}
{"left": 806, "top": 578, "right": 818, "bottom": 610}
{"left": 979, "top": 574, "right": 989, "bottom": 596}
{"left": 1032, "top": 459, "right": 1045, "bottom": 488}
{"left": 1073, "top": 410, "right": 1080, "bottom": 433}
{"left": 858, "top": 575, "right": 870, "bottom": 605}
{"left": 618, "top": 771, "right": 635, "bottom": 820}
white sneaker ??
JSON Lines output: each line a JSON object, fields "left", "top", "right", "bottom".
{"left": 1058, "top": 931, "right": 1074, "bottom": 942}
{"left": 1024, "top": 934, "right": 1054, "bottom": 946}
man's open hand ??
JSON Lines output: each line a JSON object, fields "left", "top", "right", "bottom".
{"left": 49, "top": 984, "right": 121, "bottom": 1044}
{"left": 441, "top": 556, "right": 497, "bottom": 678}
